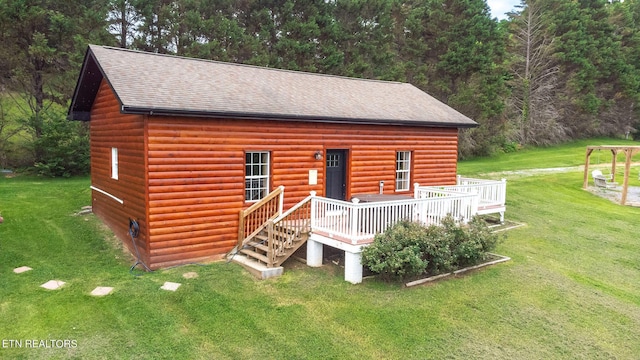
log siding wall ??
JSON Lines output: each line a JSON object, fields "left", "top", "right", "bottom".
{"left": 90, "top": 80, "right": 149, "bottom": 265}
{"left": 90, "top": 84, "right": 459, "bottom": 269}
{"left": 145, "top": 117, "right": 458, "bottom": 268}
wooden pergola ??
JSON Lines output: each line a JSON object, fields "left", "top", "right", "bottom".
{"left": 582, "top": 145, "right": 640, "bottom": 205}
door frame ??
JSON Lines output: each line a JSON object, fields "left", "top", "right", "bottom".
{"left": 324, "top": 149, "right": 349, "bottom": 200}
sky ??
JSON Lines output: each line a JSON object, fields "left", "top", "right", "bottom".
{"left": 487, "top": 0, "right": 521, "bottom": 20}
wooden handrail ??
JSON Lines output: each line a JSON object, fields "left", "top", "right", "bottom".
{"left": 238, "top": 185, "right": 285, "bottom": 247}
{"left": 267, "top": 192, "right": 314, "bottom": 266}
{"left": 240, "top": 185, "right": 285, "bottom": 218}
{"left": 273, "top": 191, "right": 315, "bottom": 223}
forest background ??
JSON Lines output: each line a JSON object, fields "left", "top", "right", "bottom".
{"left": 0, "top": 0, "right": 638, "bottom": 177}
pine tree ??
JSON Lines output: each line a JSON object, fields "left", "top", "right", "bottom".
{"left": 108, "top": 0, "right": 141, "bottom": 48}
{"left": 545, "top": 0, "right": 627, "bottom": 136}
{"left": 0, "top": 0, "right": 111, "bottom": 162}
{"left": 605, "top": 0, "right": 640, "bottom": 137}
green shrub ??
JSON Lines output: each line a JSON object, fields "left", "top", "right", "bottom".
{"left": 438, "top": 216, "right": 502, "bottom": 270}
{"left": 361, "top": 216, "right": 502, "bottom": 281}
{"left": 467, "top": 216, "right": 501, "bottom": 262}
{"left": 361, "top": 221, "right": 429, "bottom": 281}
{"left": 33, "top": 110, "right": 89, "bottom": 177}
{"left": 420, "top": 224, "right": 455, "bottom": 275}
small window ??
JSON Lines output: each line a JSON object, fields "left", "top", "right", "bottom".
{"left": 395, "top": 151, "right": 411, "bottom": 191}
{"left": 245, "top": 151, "right": 270, "bottom": 201}
{"left": 111, "top": 147, "right": 119, "bottom": 180}
{"left": 326, "top": 153, "right": 340, "bottom": 168}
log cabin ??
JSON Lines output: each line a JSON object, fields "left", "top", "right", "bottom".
{"left": 68, "top": 45, "right": 477, "bottom": 274}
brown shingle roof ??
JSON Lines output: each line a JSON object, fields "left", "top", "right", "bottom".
{"left": 69, "top": 45, "right": 477, "bottom": 128}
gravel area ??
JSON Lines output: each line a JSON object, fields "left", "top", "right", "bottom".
{"left": 587, "top": 185, "right": 640, "bottom": 207}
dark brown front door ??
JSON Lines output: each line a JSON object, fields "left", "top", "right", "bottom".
{"left": 325, "top": 150, "right": 347, "bottom": 200}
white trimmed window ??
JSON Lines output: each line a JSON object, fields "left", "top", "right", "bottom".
{"left": 395, "top": 151, "right": 411, "bottom": 191}
{"left": 245, "top": 151, "right": 270, "bottom": 201}
{"left": 111, "top": 147, "right": 119, "bottom": 180}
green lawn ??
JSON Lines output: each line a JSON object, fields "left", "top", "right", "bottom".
{"left": 458, "top": 137, "right": 640, "bottom": 175}
{"left": 1, "top": 139, "right": 640, "bottom": 359}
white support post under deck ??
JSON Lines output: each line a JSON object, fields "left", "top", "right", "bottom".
{"left": 344, "top": 251, "right": 363, "bottom": 284}
{"left": 308, "top": 233, "right": 365, "bottom": 284}
{"left": 307, "top": 239, "right": 323, "bottom": 267}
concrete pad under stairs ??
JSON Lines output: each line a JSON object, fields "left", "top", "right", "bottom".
{"left": 231, "top": 254, "right": 283, "bottom": 280}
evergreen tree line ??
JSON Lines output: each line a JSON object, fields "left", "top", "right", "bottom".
{"left": 0, "top": 0, "right": 639, "bottom": 175}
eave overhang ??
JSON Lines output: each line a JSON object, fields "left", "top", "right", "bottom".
{"left": 120, "top": 106, "right": 478, "bottom": 129}
{"left": 67, "top": 48, "right": 104, "bottom": 121}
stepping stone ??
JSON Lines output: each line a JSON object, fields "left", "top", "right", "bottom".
{"left": 41, "top": 280, "right": 65, "bottom": 290}
{"left": 75, "top": 207, "right": 93, "bottom": 216}
{"left": 90, "top": 286, "right": 114, "bottom": 297}
{"left": 182, "top": 272, "right": 198, "bottom": 279}
{"left": 160, "top": 281, "right": 181, "bottom": 291}
{"left": 13, "top": 266, "right": 32, "bottom": 274}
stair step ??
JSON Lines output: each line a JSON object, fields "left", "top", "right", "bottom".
{"left": 231, "top": 255, "right": 283, "bottom": 280}
{"left": 274, "top": 227, "right": 294, "bottom": 234}
{"left": 240, "top": 248, "right": 269, "bottom": 264}
{"left": 246, "top": 241, "right": 269, "bottom": 252}
{"left": 255, "top": 233, "right": 268, "bottom": 242}
{"left": 275, "top": 226, "right": 304, "bottom": 235}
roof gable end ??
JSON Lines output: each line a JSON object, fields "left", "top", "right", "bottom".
{"left": 68, "top": 49, "right": 105, "bottom": 121}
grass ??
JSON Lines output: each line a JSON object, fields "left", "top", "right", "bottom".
{"left": 2, "top": 138, "right": 640, "bottom": 359}
{"left": 458, "top": 137, "right": 640, "bottom": 175}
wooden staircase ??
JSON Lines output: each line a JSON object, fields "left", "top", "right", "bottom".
{"left": 239, "top": 221, "right": 310, "bottom": 267}
{"left": 231, "top": 186, "right": 314, "bottom": 277}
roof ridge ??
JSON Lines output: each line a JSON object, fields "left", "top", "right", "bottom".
{"left": 90, "top": 44, "right": 406, "bottom": 86}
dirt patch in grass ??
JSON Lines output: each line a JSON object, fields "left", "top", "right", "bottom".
{"left": 482, "top": 217, "right": 526, "bottom": 232}
{"left": 90, "top": 215, "right": 136, "bottom": 263}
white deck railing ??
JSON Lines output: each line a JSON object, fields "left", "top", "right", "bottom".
{"left": 456, "top": 176, "right": 506, "bottom": 207}
{"left": 301, "top": 177, "right": 506, "bottom": 244}
{"left": 310, "top": 190, "right": 478, "bottom": 244}
{"left": 414, "top": 176, "right": 506, "bottom": 221}
{"left": 416, "top": 177, "right": 506, "bottom": 207}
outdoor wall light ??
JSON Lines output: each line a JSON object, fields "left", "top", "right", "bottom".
{"left": 314, "top": 151, "right": 323, "bottom": 160}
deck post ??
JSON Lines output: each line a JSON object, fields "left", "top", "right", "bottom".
{"left": 307, "top": 239, "right": 323, "bottom": 267}
{"left": 278, "top": 185, "right": 285, "bottom": 216}
{"left": 350, "top": 198, "right": 360, "bottom": 242}
{"left": 344, "top": 251, "right": 363, "bottom": 284}
{"left": 309, "top": 190, "right": 317, "bottom": 231}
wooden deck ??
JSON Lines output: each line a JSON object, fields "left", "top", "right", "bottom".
{"left": 307, "top": 177, "right": 507, "bottom": 283}
{"left": 233, "top": 176, "right": 507, "bottom": 283}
